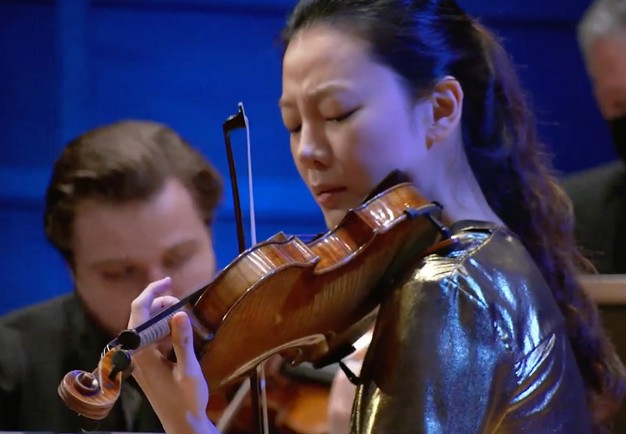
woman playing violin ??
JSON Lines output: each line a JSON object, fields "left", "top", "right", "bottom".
{"left": 127, "top": 1, "right": 626, "bottom": 433}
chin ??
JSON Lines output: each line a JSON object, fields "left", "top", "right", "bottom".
{"left": 324, "top": 209, "right": 347, "bottom": 229}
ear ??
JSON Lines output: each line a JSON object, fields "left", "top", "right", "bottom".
{"left": 425, "top": 76, "right": 464, "bottom": 149}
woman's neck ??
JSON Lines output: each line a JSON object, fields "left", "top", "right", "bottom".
{"left": 417, "top": 138, "right": 504, "bottom": 228}
{"left": 441, "top": 177, "right": 503, "bottom": 227}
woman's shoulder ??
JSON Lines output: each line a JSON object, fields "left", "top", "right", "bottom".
{"left": 414, "top": 221, "right": 565, "bottom": 356}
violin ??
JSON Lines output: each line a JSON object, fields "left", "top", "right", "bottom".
{"left": 57, "top": 172, "right": 452, "bottom": 427}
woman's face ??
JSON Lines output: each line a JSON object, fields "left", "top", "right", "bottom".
{"left": 280, "top": 24, "right": 434, "bottom": 228}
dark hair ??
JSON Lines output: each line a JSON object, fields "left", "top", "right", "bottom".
{"left": 282, "top": 0, "right": 625, "bottom": 430}
{"left": 44, "top": 120, "right": 222, "bottom": 264}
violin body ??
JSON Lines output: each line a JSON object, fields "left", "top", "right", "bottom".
{"left": 191, "top": 182, "right": 442, "bottom": 391}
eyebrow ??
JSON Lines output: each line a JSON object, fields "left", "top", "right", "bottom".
{"left": 88, "top": 239, "right": 198, "bottom": 269}
{"left": 89, "top": 258, "right": 132, "bottom": 270}
{"left": 279, "top": 81, "right": 353, "bottom": 108}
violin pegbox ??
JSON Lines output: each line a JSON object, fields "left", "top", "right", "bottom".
{"left": 58, "top": 347, "right": 126, "bottom": 420}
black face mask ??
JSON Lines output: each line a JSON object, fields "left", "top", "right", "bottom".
{"left": 609, "top": 116, "right": 626, "bottom": 164}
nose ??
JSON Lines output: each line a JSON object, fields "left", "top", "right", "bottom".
{"left": 295, "top": 123, "right": 331, "bottom": 170}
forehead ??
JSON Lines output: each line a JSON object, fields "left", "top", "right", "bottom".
{"left": 282, "top": 24, "right": 373, "bottom": 90}
{"left": 71, "top": 178, "right": 206, "bottom": 262}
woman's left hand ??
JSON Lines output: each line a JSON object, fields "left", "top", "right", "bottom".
{"left": 128, "top": 277, "right": 218, "bottom": 434}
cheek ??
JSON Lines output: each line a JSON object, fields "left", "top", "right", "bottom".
{"left": 368, "top": 115, "right": 424, "bottom": 174}
{"left": 74, "top": 274, "right": 137, "bottom": 333}
{"left": 593, "top": 87, "right": 613, "bottom": 119}
{"left": 332, "top": 120, "right": 402, "bottom": 178}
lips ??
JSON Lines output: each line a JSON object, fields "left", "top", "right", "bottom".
{"left": 312, "top": 185, "right": 347, "bottom": 207}
{"left": 315, "top": 186, "right": 345, "bottom": 195}
{"left": 312, "top": 183, "right": 346, "bottom": 195}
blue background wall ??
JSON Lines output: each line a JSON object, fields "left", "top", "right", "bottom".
{"left": 0, "top": 0, "right": 616, "bottom": 315}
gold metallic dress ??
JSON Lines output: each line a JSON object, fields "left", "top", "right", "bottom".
{"left": 352, "top": 221, "right": 592, "bottom": 433}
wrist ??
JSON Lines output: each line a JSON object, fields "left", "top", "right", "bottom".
{"left": 188, "top": 412, "right": 220, "bottom": 434}
{"left": 163, "top": 412, "right": 218, "bottom": 434}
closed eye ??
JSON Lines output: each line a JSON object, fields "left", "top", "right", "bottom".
{"left": 100, "top": 265, "right": 138, "bottom": 281}
{"left": 327, "top": 107, "right": 359, "bottom": 123}
{"left": 288, "top": 124, "right": 302, "bottom": 134}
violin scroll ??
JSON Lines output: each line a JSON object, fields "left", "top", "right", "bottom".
{"left": 57, "top": 348, "right": 128, "bottom": 420}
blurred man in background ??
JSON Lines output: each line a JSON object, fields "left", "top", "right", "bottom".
{"left": 564, "top": 0, "right": 626, "bottom": 273}
{"left": 563, "top": 0, "right": 626, "bottom": 431}
{"left": 0, "top": 120, "right": 222, "bottom": 431}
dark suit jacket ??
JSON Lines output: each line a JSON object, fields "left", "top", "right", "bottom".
{"left": 0, "top": 293, "right": 163, "bottom": 432}
{"left": 563, "top": 161, "right": 626, "bottom": 274}
{"left": 563, "top": 161, "right": 626, "bottom": 433}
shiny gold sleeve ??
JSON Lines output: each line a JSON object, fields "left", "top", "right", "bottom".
{"left": 349, "top": 226, "right": 592, "bottom": 433}
{"left": 350, "top": 274, "right": 515, "bottom": 434}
